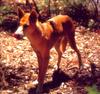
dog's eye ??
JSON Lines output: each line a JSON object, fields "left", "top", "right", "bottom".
{"left": 23, "top": 24, "right": 28, "bottom": 29}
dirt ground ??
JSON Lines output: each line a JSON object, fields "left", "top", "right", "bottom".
{"left": 0, "top": 30, "right": 100, "bottom": 94}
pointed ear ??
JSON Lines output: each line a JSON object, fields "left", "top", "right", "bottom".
{"left": 29, "top": 9, "right": 38, "bottom": 23}
{"left": 17, "top": 7, "right": 24, "bottom": 19}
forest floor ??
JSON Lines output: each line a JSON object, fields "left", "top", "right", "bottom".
{"left": 0, "top": 29, "right": 100, "bottom": 94}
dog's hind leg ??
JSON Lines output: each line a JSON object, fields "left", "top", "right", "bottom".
{"left": 55, "top": 37, "right": 67, "bottom": 69}
{"left": 70, "top": 40, "right": 82, "bottom": 69}
{"left": 67, "top": 30, "right": 82, "bottom": 69}
{"left": 63, "top": 21, "right": 82, "bottom": 69}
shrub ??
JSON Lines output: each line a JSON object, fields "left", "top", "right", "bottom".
{"left": 64, "top": 3, "right": 90, "bottom": 27}
{"left": 0, "top": 5, "right": 18, "bottom": 32}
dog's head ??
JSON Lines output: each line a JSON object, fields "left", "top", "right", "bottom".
{"left": 13, "top": 7, "right": 38, "bottom": 39}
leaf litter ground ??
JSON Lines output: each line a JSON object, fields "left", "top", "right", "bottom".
{"left": 0, "top": 30, "right": 100, "bottom": 94}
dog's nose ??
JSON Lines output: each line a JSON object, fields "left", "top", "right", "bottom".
{"left": 13, "top": 33, "right": 24, "bottom": 40}
{"left": 13, "top": 25, "right": 24, "bottom": 40}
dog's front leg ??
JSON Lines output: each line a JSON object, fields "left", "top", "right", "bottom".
{"left": 36, "top": 52, "right": 50, "bottom": 94}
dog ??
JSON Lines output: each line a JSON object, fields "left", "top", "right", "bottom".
{"left": 13, "top": 7, "right": 82, "bottom": 94}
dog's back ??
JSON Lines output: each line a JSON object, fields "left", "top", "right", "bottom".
{"left": 49, "top": 15, "right": 73, "bottom": 32}
{"left": 36, "top": 15, "right": 74, "bottom": 40}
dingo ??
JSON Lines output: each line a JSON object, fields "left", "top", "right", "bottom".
{"left": 13, "top": 7, "right": 82, "bottom": 94}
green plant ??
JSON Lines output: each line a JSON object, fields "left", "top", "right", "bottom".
{"left": 0, "top": 5, "right": 13, "bottom": 13}
{"left": 87, "top": 85, "right": 100, "bottom": 94}
{"left": 0, "top": 15, "right": 4, "bottom": 25}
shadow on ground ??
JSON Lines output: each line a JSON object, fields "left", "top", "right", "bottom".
{"left": 28, "top": 63, "right": 100, "bottom": 94}
{"left": 0, "top": 63, "right": 99, "bottom": 94}
{"left": 28, "top": 69, "right": 71, "bottom": 94}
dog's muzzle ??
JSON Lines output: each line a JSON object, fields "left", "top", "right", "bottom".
{"left": 13, "top": 26, "right": 24, "bottom": 40}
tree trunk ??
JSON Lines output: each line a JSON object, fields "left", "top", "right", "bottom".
{"left": 48, "top": 0, "right": 51, "bottom": 17}
{"left": 32, "top": 0, "right": 39, "bottom": 14}
{"left": 91, "top": 0, "right": 98, "bottom": 20}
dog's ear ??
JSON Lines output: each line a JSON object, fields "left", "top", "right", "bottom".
{"left": 29, "top": 9, "right": 38, "bottom": 23}
{"left": 17, "top": 7, "right": 24, "bottom": 19}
